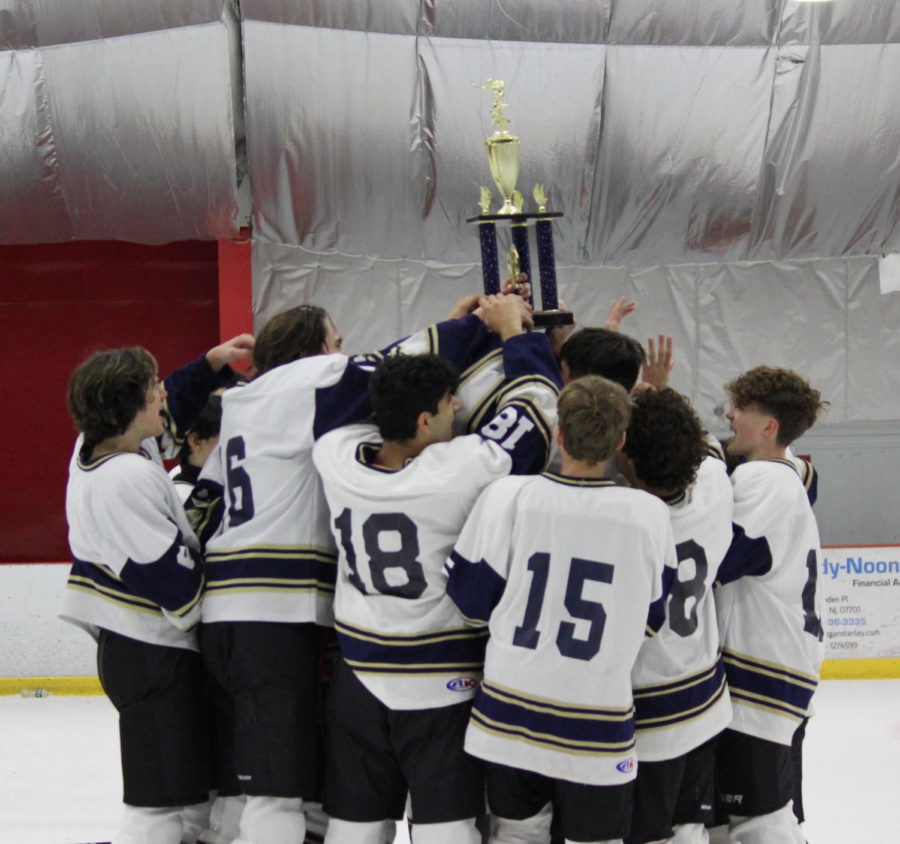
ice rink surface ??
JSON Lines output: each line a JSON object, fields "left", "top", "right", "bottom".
{"left": 1, "top": 679, "right": 897, "bottom": 844}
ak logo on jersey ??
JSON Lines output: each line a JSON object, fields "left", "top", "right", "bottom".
{"left": 616, "top": 758, "right": 635, "bottom": 774}
{"left": 447, "top": 676, "right": 478, "bottom": 692}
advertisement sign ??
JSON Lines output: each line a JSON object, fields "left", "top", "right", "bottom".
{"left": 821, "top": 546, "right": 900, "bottom": 660}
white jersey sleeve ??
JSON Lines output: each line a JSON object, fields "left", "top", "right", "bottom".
{"left": 632, "top": 456, "right": 734, "bottom": 761}
{"left": 447, "top": 474, "right": 677, "bottom": 786}
{"left": 61, "top": 438, "right": 203, "bottom": 650}
{"left": 715, "top": 459, "right": 825, "bottom": 745}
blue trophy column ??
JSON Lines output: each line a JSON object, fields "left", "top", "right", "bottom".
{"left": 478, "top": 221, "right": 501, "bottom": 294}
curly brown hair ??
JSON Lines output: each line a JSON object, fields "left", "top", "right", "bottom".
{"left": 558, "top": 376, "right": 631, "bottom": 466}
{"left": 622, "top": 388, "right": 705, "bottom": 495}
{"left": 67, "top": 347, "right": 158, "bottom": 451}
{"left": 725, "top": 366, "right": 827, "bottom": 446}
{"left": 253, "top": 304, "right": 330, "bottom": 374}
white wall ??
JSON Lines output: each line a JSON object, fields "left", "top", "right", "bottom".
{"left": 0, "top": 564, "right": 96, "bottom": 677}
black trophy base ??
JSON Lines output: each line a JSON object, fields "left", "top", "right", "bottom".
{"left": 533, "top": 309, "right": 574, "bottom": 328}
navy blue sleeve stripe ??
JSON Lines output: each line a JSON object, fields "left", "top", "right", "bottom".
{"left": 116, "top": 535, "right": 203, "bottom": 615}
{"left": 500, "top": 332, "right": 563, "bottom": 387}
{"left": 162, "top": 354, "right": 233, "bottom": 444}
{"left": 466, "top": 380, "right": 505, "bottom": 433}
{"left": 715, "top": 524, "right": 773, "bottom": 585}
{"left": 431, "top": 314, "right": 491, "bottom": 370}
{"left": 313, "top": 361, "right": 373, "bottom": 440}
{"left": 445, "top": 549, "right": 507, "bottom": 625}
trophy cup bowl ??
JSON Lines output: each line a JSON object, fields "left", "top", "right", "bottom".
{"left": 486, "top": 133, "right": 520, "bottom": 215}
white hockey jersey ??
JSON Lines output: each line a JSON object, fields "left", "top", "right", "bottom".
{"left": 61, "top": 355, "right": 232, "bottom": 650}
{"left": 313, "top": 332, "right": 560, "bottom": 710}
{"left": 447, "top": 474, "right": 678, "bottom": 786}
{"left": 194, "top": 315, "right": 491, "bottom": 626}
{"left": 61, "top": 438, "right": 204, "bottom": 650}
{"left": 632, "top": 455, "right": 734, "bottom": 761}
{"left": 715, "top": 459, "right": 825, "bottom": 746}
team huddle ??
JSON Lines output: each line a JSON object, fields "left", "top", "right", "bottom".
{"left": 62, "top": 289, "right": 826, "bottom": 844}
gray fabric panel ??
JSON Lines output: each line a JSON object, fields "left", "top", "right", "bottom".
{"left": 0, "top": 0, "right": 226, "bottom": 50}
{"left": 254, "top": 241, "right": 900, "bottom": 427}
{"left": 607, "top": 0, "right": 773, "bottom": 47}
{"left": 696, "top": 259, "right": 847, "bottom": 426}
{"left": 750, "top": 44, "right": 900, "bottom": 261}
{"left": 240, "top": 0, "right": 420, "bottom": 33}
{"left": 780, "top": 0, "right": 900, "bottom": 46}
{"left": 0, "top": 50, "right": 74, "bottom": 241}
{"left": 31, "top": 25, "right": 239, "bottom": 243}
{"left": 426, "top": 0, "right": 612, "bottom": 44}
{"left": 244, "top": 22, "right": 423, "bottom": 252}
{"left": 587, "top": 45, "right": 773, "bottom": 266}
{"left": 847, "top": 261, "right": 900, "bottom": 422}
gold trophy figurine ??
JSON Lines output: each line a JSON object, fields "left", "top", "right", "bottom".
{"left": 478, "top": 79, "right": 521, "bottom": 215}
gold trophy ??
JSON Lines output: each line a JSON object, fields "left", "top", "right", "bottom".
{"left": 468, "top": 80, "right": 573, "bottom": 325}
{"left": 479, "top": 80, "right": 521, "bottom": 215}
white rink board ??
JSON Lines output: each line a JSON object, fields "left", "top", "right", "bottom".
{"left": 821, "top": 546, "right": 900, "bottom": 660}
{"left": 0, "top": 563, "right": 96, "bottom": 677}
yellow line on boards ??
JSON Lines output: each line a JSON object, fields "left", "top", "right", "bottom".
{"left": 0, "top": 676, "right": 103, "bottom": 696}
{"left": 820, "top": 658, "right": 900, "bottom": 680}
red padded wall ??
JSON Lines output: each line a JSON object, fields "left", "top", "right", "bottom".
{"left": 0, "top": 240, "right": 220, "bottom": 563}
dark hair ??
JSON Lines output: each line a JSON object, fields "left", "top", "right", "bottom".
{"left": 560, "top": 328, "right": 645, "bottom": 391}
{"left": 177, "top": 393, "right": 223, "bottom": 468}
{"left": 369, "top": 354, "right": 459, "bottom": 441}
{"left": 725, "top": 366, "right": 827, "bottom": 446}
{"left": 623, "top": 388, "right": 705, "bottom": 495}
{"left": 253, "top": 305, "right": 330, "bottom": 374}
{"left": 67, "top": 347, "right": 158, "bottom": 451}
{"left": 558, "top": 376, "right": 631, "bottom": 465}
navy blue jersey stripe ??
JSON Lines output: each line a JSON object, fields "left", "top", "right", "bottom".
{"left": 723, "top": 659, "right": 816, "bottom": 714}
{"left": 204, "top": 554, "right": 337, "bottom": 587}
{"left": 337, "top": 623, "right": 488, "bottom": 669}
{"left": 473, "top": 685, "right": 635, "bottom": 748}
{"left": 722, "top": 650, "right": 818, "bottom": 688}
{"left": 470, "top": 709, "right": 636, "bottom": 755}
{"left": 481, "top": 681, "right": 630, "bottom": 720}
{"left": 728, "top": 689, "right": 807, "bottom": 720}
{"left": 634, "top": 669, "right": 728, "bottom": 730}
{"left": 335, "top": 618, "right": 489, "bottom": 647}
{"left": 344, "top": 660, "right": 483, "bottom": 676}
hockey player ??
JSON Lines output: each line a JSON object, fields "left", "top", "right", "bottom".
{"left": 447, "top": 376, "right": 678, "bottom": 844}
{"left": 312, "top": 294, "right": 559, "bottom": 844}
{"left": 457, "top": 323, "right": 646, "bottom": 435}
{"left": 617, "top": 388, "right": 734, "bottom": 844}
{"left": 61, "top": 336, "right": 253, "bottom": 844}
{"left": 190, "top": 300, "right": 505, "bottom": 844}
{"left": 714, "top": 366, "right": 827, "bottom": 844}
{"left": 171, "top": 392, "right": 225, "bottom": 503}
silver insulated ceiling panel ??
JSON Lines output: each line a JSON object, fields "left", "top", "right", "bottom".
{"left": 0, "top": 0, "right": 241, "bottom": 243}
